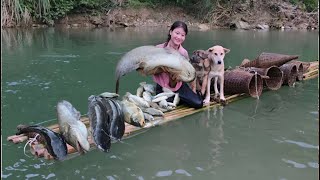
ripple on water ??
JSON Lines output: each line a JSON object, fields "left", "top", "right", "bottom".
{"left": 310, "top": 111, "right": 318, "bottom": 115}
{"left": 42, "top": 173, "right": 55, "bottom": 179}
{"left": 105, "top": 51, "right": 123, "bottom": 55}
{"left": 195, "top": 167, "right": 204, "bottom": 171}
{"left": 307, "top": 162, "right": 319, "bottom": 169}
{"left": 4, "top": 89, "right": 19, "bottom": 94}
{"left": 106, "top": 176, "right": 116, "bottom": 180}
{"left": 284, "top": 139, "right": 319, "bottom": 149}
{"left": 39, "top": 54, "right": 80, "bottom": 58}
{"left": 282, "top": 158, "right": 307, "bottom": 168}
{"left": 25, "top": 174, "right": 39, "bottom": 179}
{"left": 175, "top": 169, "right": 192, "bottom": 176}
{"left": 273, "top": 138, "right": 319, "bottom": 150}
{"left": 155, "top": 170, "right": 173, "bottom": 177}
{"left": 1, "top": 173, "right": 12, "bottom": 179}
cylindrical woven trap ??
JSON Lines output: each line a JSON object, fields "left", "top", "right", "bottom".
{"left": 240, "top": 52, "right": 299, "bottom": 68}
{"left": 223, "top": 69, "right": 263, "bottom": 98}
{"left": 243, "top": 66, "right": 283, "bottom": 90}
{"left": 288, "top": 60, "right": 304, "bottom": 81}
{"left": 279, "top": 63, "right": 298, "bottom": 87}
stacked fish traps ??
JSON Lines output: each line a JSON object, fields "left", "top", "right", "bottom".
{"left": 239, "top": 52, "right": 307, "bottom": 88}
{"left": 220, "top": 52, "right": 310, "bottom": 98}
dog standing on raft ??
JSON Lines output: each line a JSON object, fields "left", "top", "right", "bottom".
{"left": 190, "top": 50, "right": 211, "bottom": 96}
{"left": 203, "top": 45, "right": 230, "bottom": 105}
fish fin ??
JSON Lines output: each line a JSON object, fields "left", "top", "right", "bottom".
{"left": 70, "top": 125, "right": 90, "bottom": 152}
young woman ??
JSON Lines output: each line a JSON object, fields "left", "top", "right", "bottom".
{"left": 153, "top": 21, "right": 203, "bottom": 109}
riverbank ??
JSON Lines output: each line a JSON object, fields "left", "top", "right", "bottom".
{"left": 29, "top": 2, "right": 318, "bottom": 31}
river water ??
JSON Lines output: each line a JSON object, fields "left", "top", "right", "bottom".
{"left": 1, "top": 27, "right": 318, "bottom": 180}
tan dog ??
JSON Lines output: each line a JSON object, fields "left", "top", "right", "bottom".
{"left": 190, "top": 50, "right": 211, "bottom": 95}
{"left": 203, "top": 45, "right": 230, "bottom": 105}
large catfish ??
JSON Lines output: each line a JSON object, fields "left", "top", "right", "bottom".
{"left": 57, "top": 100, "right": 90, "bottom": 153}
{"left": 16, "top": 124, "right": 68, "bottom": 160}
{"left": 87, "top": 95, "right": 112, "bottom": 152}
{"left": 115, "top": 45, "right": 196, "bottom": 93}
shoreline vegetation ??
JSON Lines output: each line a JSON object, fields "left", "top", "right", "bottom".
{"left": 1, "top": 0, "right": 318, "bottom": 30}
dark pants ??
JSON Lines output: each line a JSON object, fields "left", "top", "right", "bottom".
{"left": 156, "top": 82, "right": 203, "bottom": 109}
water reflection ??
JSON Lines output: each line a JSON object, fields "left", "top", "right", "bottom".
{"left": 197, "top": 106, "right": 227, "bottom": 174}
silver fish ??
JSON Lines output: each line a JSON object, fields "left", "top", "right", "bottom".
{"left": 153, "top": 92, "right": 175, "bottom": 99}
{"left": 152, "top": 96, "right": 168, "bottom": 103}
{"left": 143, "top": 112, "right": 155, "bottom": 121}
{"left": 115, "top": 46, "right": 196, "bottom": 93}
{"left": 140, "top": 82, "right": 155, "bottom": 94}
{"left": 142, "top": 91, "right": 153, "bottom": 102}
{"left": 136, "top": 86, "right": 144, "bottom": 97}
{"left": 162, "top": 87, "right": 173, "bottom": 93}
{"left": 57, "top": 100, "right": 90, "bottom": 153}
{"left": 142, "top": 119, "right": 162, "bottom": 128}
{"left": 149, "top": 102, "right": 168, "bottom": 112}
{"left": 167, "top": 102, "right": 176, "bottom": 107}
{"left": 167, "top": 106, "right": 176, "bottom": 111}
{"left": 125, "top": 92, "right": 150, "bottom": 108}
{"left": 159, "top": 99, "right": 168, "bottom": 109}
{"left": 120, "top": 99, "right": 145, "bottom": 127}
{"left": 173, "top": 93, "right": 180, "bottom": 106}
{"left": 142, "top": 107, "right": 164, "bottom": 116}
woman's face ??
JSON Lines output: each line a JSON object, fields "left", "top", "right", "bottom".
{"left": 169, "top": 27, "right": 186, "bottom": 46}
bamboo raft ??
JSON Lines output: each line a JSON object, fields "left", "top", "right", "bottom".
{"left": 7, "top": 61, "right": 319, "bottom": 160}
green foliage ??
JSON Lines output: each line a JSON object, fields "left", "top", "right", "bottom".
{"left": 302, "top": 0, "right": 318, "bottom": 12}
{"left": 126, "top": 0, "right": 155, "bottom": 7}
{"left": 289, "top": 0, "right": 318, "bottom": 12}
{"left": 2, "top": 0, "right": 318, "bottom": 27}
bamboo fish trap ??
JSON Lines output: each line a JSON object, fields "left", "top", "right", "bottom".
{"left": 223, "top": 69, "right": 263, "bottom": 98}
{"left": 240, "top": 52, "right": 299, "bottom": 68}
{"left": 239, "top": 66, "right": 283, "bottom": 90}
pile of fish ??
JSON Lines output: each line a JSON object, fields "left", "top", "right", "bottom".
{"left": 16, "top": 82, "right": 180, "bottom": 159}
{"left": 87, "top": 92, "right": 125, "bottom": 152}
{"left": 15, "top": 100, "right": 90, "bottom": 160}
{"left": 120, "top": 82, "right": 180, "bottom": 127}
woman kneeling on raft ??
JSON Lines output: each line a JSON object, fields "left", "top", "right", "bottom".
{"left": 153, "top": 21, "right": 203, "bottom": 109}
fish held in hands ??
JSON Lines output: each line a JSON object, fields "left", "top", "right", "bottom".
{"left": 115, "top": 46, "right": 196, "bottom": 93}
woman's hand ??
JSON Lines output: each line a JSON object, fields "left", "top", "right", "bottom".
{"left": 169, "top": 74, "right": 178, "bottom": 88}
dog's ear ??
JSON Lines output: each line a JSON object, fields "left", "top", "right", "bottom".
{"left": 203, "top": 58, "right": 211, "bottom": 68}
{"left": 198, "top": 50, "right": 209, "bottom": 59}
{"left": 224, "top": 48, "right": 230, "bottom": 54}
